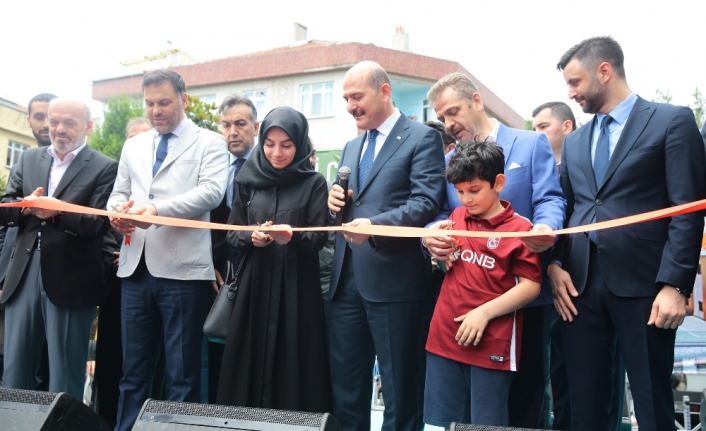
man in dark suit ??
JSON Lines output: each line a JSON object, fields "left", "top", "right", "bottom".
{"left": 551, "top": 36, "right": 706, "bottom": 431}
{"left": 0, "top": 93, "right": 57, "bottom": 387}
{"left": 327, "top": 61, "right": 445, "bottom": 431}
{"left": 207, "top": 93, "right": 259, "bottom": 402}
{"left": 0, "top": 99, "right": 118, "bottom": 400}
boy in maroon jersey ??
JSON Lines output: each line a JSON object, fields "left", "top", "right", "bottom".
{"left": 424, "top": 141, "right": 542, "bottom": 428}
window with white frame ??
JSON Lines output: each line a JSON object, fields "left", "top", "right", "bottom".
{"left": 6, "top": 141, "right": 28, "bottom": 168}
{"left": 243, "top": 90, "right": 267, "bottom": 120}
{"left": 195, "top": 94, "right": 216, "bottom": 104}
{"left": 422, "top": 99, "right": 434, "bottom": 122}
{"left": 300, "top": 83, "right": 333, "bottom": 118}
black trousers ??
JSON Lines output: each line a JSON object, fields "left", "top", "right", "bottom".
{"left": 508, "top": 304, "right": 550, "bottom": 428}
{"left": 562, "top": 249, "right": 675, "bottom": 431}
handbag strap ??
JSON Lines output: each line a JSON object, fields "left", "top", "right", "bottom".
{"left": 227, "top": 254, "right": 247, "bottom": 300}
{"left": 226, "top": 186, "right": 254, "bottom": 301}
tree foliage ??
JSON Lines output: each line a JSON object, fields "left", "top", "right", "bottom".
{"left": 88, "top": 95, "right": 145, "bottom": 160}
{"left": 89, "top": 94, "right": 221, "bottom": 160}
{"left": 689, "top": 88, "right": 705, "bottom": 130}
{"left": 653, "top": 87, "right": 705, "bottom": 129}
{"left": 652, "top": 89, "right": 673, "bottom": 105}
{"left": 185, "top": 95, "right": 220, "bottom": 132}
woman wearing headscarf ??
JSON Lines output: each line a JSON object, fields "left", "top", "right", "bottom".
{"left": 217, "top": 107, "right": 331, "bottom": 413}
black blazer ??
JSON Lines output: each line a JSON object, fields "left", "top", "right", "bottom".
{"left": 210, "top": 195, "right": 239, "bottom": 281}
{"left": 0, "top": 145, "right": 118, "bottom": 307}
{"left": 552, "top": 97, "right": 706, "bottom": 297}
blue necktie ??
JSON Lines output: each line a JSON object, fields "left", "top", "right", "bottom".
{"left": 589, "top": 115, "right": 613, "bottom": 244}
{"left": 592, "top": 115, "right": 613, "bottom": 187}
{"left": 228, "top": 158, "right": 246, "bottom": 209}
{"left": 153, "top": 133, "right": 172, "bottom": 177}
{"left": 358, "top": 129, "right": 379, "bottom": 190}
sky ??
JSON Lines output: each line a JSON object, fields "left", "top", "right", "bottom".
{"left": 3, "top": 0, "right": 705, "bottom": 125}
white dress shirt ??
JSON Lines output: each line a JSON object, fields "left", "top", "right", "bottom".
{"left": 359, "top": 109, "right": 402, "bottom": 162}
{"left": 47, "top": 143, "right": 87, "bottom": 197}
{"left": 152, "top": 116, "right": 188, "bottom": 163}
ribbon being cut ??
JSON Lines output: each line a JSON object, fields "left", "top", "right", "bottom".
{"left": 3, "top": 197, "right": 706, "bottom": 238}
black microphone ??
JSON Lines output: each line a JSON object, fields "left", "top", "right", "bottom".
{"left": 334, "top": 166, "right": 352, "bottom": 226}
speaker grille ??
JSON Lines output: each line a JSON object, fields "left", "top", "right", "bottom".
{"left": 451, "top": 423, "right": 549, "bottom": 431}
{"left": 0, "top": 388, "right": 57, "bottom": 406}
{"left": 142, "top": 400, "right": 325, "bottom": 427}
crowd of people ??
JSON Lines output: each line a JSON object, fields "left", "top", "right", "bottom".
{"left": 0, "top": 35, "right": 703, "bottom": 431}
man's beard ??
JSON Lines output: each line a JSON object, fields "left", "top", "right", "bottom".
{"left": 579, "top": 78, "right": 609, "bottom": 114}
{"left": 32, "top": 129, "right": 51, "bottom": 147}
{"left": 50, "top": 130, "right": 86, "bottom": 154}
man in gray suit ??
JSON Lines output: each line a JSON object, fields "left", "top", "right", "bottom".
{"left": 108, "top": 69, "right": 228, "bottom": 431}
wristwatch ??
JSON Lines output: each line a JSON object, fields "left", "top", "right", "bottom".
{"left": 674, "top": 286, "right": 691, "bottom": 299}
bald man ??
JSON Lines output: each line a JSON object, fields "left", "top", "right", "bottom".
{"left": 0, "top": 99, "right": 118, "bottom": 399}
{"left": 327, "top": 61, "right": 445, "bottom": 431}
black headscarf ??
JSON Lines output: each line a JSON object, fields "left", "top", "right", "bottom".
{"left": 236, "top": 106, "right": 317, "bottom": 188}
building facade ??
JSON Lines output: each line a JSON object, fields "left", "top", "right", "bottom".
{"left": 0, "top": 98, "right": 36, "bottom": 186}
{"left": 92, "top": 30, "right": 525, "bottom": 181}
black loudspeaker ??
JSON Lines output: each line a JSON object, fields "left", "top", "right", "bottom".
{"left": 132, "top": 399, "right": 343, "bottom": 431}
{"left": 0, "top": 388, "right": 111, "bottom": 430}
{"left": 451, "top": 423, "right": 550, "bottom": 431}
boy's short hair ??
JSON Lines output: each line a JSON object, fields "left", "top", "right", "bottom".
{"left": 445, "top": 140, "right": 505, "bottom": 187}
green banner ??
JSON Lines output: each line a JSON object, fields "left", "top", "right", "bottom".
{"left": 313, "top": 149, "right": 342, "bottom": 182}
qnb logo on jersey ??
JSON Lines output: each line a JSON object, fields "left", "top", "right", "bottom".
{"left": 459, "top": 249, "right": 496, "bottom": 269}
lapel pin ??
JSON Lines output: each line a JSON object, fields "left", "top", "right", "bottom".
{"left": 397, "top": 136, "right": 401, "bottom": 140}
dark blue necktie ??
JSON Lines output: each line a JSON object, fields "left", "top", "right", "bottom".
{"left": 589, "top": 115, "right": 613, "bottom": 244}
{"left": 358, "top": 129, "right": 379, "bottom": 190}
{"left": 228, "top": 158, "right": 246, "bottom": 209}
{"left": 592, "top": 115, "right": 613, "bottom": 187}
{"left": 153, "top": 133, "right": 172, "bottom": 177}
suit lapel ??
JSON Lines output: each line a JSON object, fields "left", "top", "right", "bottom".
{"left": 37, "top": 149, "right": 52, "bottom": 195}
{"left": 155, "top": 120, "right": 199, "bottom": 176}
{"left": 495, "top": 123, "right": 516, "bottom": 169}
{"left": 52, "top": 145, "right": 91, "bottom": 198}
{"left": 578, "top": 117, "right": 598, "bottom": 196}
{"left": 142, "top": 130, "right": 157, "bottom": 179}
{"left": 358, "top": 116, "right": 409, "bottom": 196}
{"left": 599, "top": 97, "right": 653, "bottom": 191}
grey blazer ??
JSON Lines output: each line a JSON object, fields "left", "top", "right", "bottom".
{"left": 107, "top": 119, "right": 228, "bottom": 281}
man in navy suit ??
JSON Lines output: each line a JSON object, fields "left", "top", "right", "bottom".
{"left": 327, "top": 61, "right": 445, "bottom": 431}
{"left": 551, "top": 36, "right": 705, "bottom": 431}
{"left": 425, "top": 73, "right": 565, "bottom": 429}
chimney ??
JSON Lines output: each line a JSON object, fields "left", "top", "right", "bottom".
{"left": 293, "top": 23, "right": 308, "bottom": 43}
{"left": 391, "top": 27, "right": 409, "bottom": 52}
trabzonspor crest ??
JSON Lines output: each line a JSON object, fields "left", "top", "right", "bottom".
{"left": 487, "top": 237, "right": 501, "bottom": 249}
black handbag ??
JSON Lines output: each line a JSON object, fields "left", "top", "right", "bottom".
{"left": 203, "top": 254, "right": 246, "bottom": 344}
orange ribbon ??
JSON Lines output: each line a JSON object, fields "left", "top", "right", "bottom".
{"left": 4, "top": 198, "right": 706, "bottom": 238}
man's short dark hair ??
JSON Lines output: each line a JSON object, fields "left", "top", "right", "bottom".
{"left": 424, "top": 121, "right": 456, "bottom": 147}
{"left": 557, "top": 36, "right": 626, "bottom": 79}
{"left": 218, "top": 93, "right": 257, "bottom": 122}
{"left": 445, "top": 140, "right": 505, "bottom": 187}
{"left": 532, "top": 101, "right": 577, "bottom": 132}
{"left": 142, "top": 69, "right": 186, "bottom": 96}
{"left": 28, "top": 93, "right": 57, "bottom": 114}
